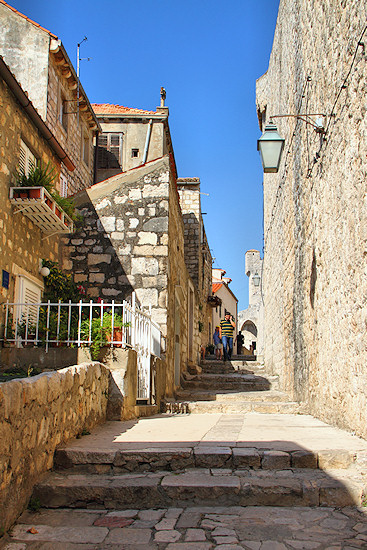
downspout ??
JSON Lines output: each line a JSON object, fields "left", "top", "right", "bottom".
{"left": 142, "top": 119, "right": 153, "bottom": 164}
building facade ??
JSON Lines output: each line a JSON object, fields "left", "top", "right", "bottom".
{"left": 0, "top": 56, "right": 74, "bottom": 329}
{"left": 0, "top": 0, "right": 99, "bottom": 196}
{"left": 238, "top": 250, "right": 264, "bottom": 359}
{"left": 256, "top": 0, "right": 367, "bottom": 437}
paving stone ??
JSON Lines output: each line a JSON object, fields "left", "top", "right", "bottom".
{"left": 165, "top": 544, "right": 213, "bottom": 549}
{"left": 155, "top": 517, "right": 177, "bottom": 530}
{"left": 260, "top": 543, "right": 288, "bottom": 550}
{"left": 213, "top": 536, "right": 239, "bottom": 544}
{"left": 176, "top": 511, "right": 203, "bottom": 528}
{"left": 212, "top": 527, "right": 237, "bottom": 536}
{"left": 285, "top": 541, "right": 322, "bottom": 549}
{"left": 184, "top": 528, "right": 207, "bottom": 541}
{"left": 164, "top": 507, "right": 184, "bottom": 518}
{"left": 262, "top": 451, "right": 291, "bottom": 470}
{"left": 17, "top": 509, "right": 102, "bottom": 527}
{"left": 10, "top": 524, "right": 108, "bottom": 543}
{"left": 139, "top": 509, "right": 166, "bottom": 521}
{"left": 3, "top": 544, "right": 27, "bottom": 550}
{"left": 104, "top": 527, "right": 152, "bottom": 544}
{"left": 106, "top": 509, "right": 139, "bottom": 518}
{"left": 242, "top": 542, "right": 261, "bottom": 550}
{"left": 154, "top": 529, "right": 182, "bottom": 542}
{"left": 93, "top": 516, "right": 133, "bottom": 527}
{"left": 161, "top": 473, "right": 240, "bottom": 505}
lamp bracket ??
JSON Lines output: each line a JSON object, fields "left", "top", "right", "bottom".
{"left": 269, "top": 114, "right": 327, "bottom": 134}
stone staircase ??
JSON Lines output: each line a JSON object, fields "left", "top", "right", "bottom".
{"left": 31, "top": 434, "right": 366, "bottom": 510}
{"left": 163, "top": 356, "right": 302, "bottom": 414}
{"left": 25, "top": 357, "right": 367, "bottom": 517}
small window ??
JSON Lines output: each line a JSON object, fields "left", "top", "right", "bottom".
{"left": 19, "top": 140, "right": 37, "bottom": 176}
{"left": 60, "top": 175, "right": 68, "bottom": 198}
{"left": 131, "top": 148, "right": 139, "bottom": 158}
{"left": 97, "top": 133, "right": 123, "bottom": 169}
{"left": 16, "top": 275, "right": 42, "bottom": 326}
{"left": 83, "top": 134, "right": 90, "bottom": 166}
{"left": 59, "top": 95, "right": 68, "bottom": 131}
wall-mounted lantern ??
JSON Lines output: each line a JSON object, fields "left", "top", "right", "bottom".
{"left": 252, "top": 271, "right": 261, "bottom": 287}
{"left": 39, "top": 266, "right": 50, "bottom": 277}
{"left": 257, "top": 122, "right": 285, "bottom": 173}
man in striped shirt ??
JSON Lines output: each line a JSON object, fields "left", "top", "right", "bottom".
{"left": 219, "top": 311, "right": 236, "bottom": 361}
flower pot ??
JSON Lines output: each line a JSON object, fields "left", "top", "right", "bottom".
{"left": 29, "top": 188, "right": 41, "bottom": 199}
{"left": 45, "top": 197, "right": 53, "bottom": 208}
{"left": 55, "top": 206, "right": 62, "bottom": 220}
{"left": 106, "top": 328, "right": 123, "bottom": 347}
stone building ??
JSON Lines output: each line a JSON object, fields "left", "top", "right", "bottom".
{"left": 238, "top": 250, "right": 264, "bottom": 359}
{"left": 177, "top": 178, "right": 213, "bottom": 351}
{"left": 93, "top": 100, "right": 172, "bottom": 184}
{"left": 256, "top": 0, "right": 367, "bottom": 437}
{"left": 0, "top": 56, "right": 74, "bottom": 325}
{"left": 0, "top": 0, "right": 100, "bottom": 195}
{"left": 211, "top": 268, "right": 238, "bottom": 335}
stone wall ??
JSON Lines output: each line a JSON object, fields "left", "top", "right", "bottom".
{"left": 256, "top": 0, "right": 367, "bottom": 437}
{"left": 177, "top": 178, "right": 213, "bottom": 349}
{"left": 0, "top": 362, "right": 109, "bottom": 532}
{"left": 46, "top": 54, "right": 95, "bottom": 195}
{"left": 0, "top": 73, "right": 61, "bottom": 327}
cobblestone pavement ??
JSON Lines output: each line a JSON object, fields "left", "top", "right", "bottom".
{"left": 2, "top": 505, "right": 367, "bottom": 550}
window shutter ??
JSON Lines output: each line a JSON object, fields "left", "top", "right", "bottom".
{"left": 17, "top": 276, "right": 42, "bottom": 326}
{"left": 60, "top": 175, "right": 68, "bottom": 197}
{"left": 97, "top": 133, "right": 123, "bottom": 170}
{"left": 19, "top": 141, "right": 27, "bottom": 175}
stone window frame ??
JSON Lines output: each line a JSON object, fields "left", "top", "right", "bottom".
{"left": 58, "top": 91, "right": 68, "bottom": 132}
{"left": 82, "top": 129, "right": 90, "bottom": 167}
{"left": 131, "top": 148, "right": 139, "bottom": 158}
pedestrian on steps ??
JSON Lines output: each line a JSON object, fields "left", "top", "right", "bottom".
{"left": 213, "top": 326, "right": 223, "bottom": 360}
{"left": 219, "top": 311, "right": 235, "bottom": 361}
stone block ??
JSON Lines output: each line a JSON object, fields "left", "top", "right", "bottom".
{"left": 131, "top": 257, "right": 159, "bottom": 275}
{"left": 262, "top": 451, "right": 291, "bottom": 470}
{"left": 233, "top": 448, "right": 261, "bottom": 469}
{"left": 87, "top": 254, "right": 111, "bottom": 265}
{"left": 291, "top": 450, "right": 318, "bottom": 469}
{"left": 194, "top": 447, "right": 232, "bottom": 468}
{"left": 98, "top": 217, "right": 115, "bottom": 232}
{"left": 138, "top": 232, "right": 158, "bottom": 245}
{"left": 318, "top": 450, "right": 355, "bottom": 469}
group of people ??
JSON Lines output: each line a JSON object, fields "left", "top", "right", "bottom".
{"left": 213, "top": 312, "right": 244, "bottom": 361}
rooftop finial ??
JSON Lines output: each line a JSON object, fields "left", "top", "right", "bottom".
{"left": 160, "top": 86, "right": 166, "bottom": 107}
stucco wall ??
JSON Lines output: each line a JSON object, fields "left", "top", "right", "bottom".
{"left": 256, "top": 0, "right": 367, "bottom": 437}
{"left": 0, "top": 362, "right": 109, "bottom": 532}
{"left": 0, "top": 2, "right": 50, "bottom": 120}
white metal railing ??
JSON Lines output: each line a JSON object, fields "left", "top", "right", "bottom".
{"left": 2, "top": 293, "right": 161, "bottom": 402}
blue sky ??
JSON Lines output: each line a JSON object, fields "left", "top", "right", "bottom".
{"left": 9, "top": 0, "right": 279, "bottom": 309}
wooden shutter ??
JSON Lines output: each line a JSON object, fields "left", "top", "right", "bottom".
{"left": 19, "top": 140, "right": 37, "bottom": 176}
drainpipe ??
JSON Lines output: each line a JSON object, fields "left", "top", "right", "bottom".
{"left": 142, "top": 119, "right": 153, "bottom": 164}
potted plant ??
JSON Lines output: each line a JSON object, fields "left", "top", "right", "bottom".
{"left": 103, "top": 313, "right": 131, "bottom": 348}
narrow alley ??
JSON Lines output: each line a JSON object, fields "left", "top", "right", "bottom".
{"left": 3, "top": 357, "right": 367, "bottom": 549}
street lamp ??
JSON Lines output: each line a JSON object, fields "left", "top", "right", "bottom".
{"left": 257, "top": 122, "right": 285, "bottom": 173}
{"left": 252, "top": 271, "right": 261, "bottom": 287}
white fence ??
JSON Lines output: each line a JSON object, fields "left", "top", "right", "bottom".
{"left": 2, "top": 293, "right": 161, "bottom": 403}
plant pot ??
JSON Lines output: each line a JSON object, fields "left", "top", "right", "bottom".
{"left": 55, "top": 207, "right": 62, "bottom": 220}
{"left": 106, "top": 328, "right": 123, "bottom": 347}
{"left": 45, "top": 197, "right": 53, "bottom": 208}
{"left": 29, "top": 188, "right": 41, "bottom": 199}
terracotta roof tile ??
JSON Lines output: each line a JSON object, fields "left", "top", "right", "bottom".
{"left": 92, "top": 103, "right": 157, "bottom": 115}
{"left": 212, "top": 283, "right": 223, "bottom": 293}
{"left": 0, "top": 0, "right": 58, "bottom": 39}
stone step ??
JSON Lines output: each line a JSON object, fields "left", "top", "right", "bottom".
{"left": 181, "top": 379, "right": 276, "bottom": 392}
{"left": 174, "top": 389, "right": 289, "bottom": 403}
{"left": 32, "top": 468, "right": 365, "bottom": 509}
{"left": 54, "top": 445, "right": 357, "bottom": 474}
{"left": 164, "top": 397, "right": 303, "bottom": 415}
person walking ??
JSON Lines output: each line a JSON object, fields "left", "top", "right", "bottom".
{"left": 213, "top": 326, "right": 223, "bottom": 360}
{"left": 235, "top": 330, "right": 244, "bottom": 355}
{"left": 219, "top": 311, "right": 235, "bottom": 361}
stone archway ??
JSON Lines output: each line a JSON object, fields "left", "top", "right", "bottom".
{"left": 240, "top": 319, "right": 258, "bottom": 353}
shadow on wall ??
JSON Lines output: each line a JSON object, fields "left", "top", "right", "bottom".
{"left": 64, "top": 198, "right": 135, "bottom": 303}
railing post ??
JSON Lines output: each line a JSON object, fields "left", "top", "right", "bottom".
{"left": 131, "top": 291, "right": 136, "bottom": 349}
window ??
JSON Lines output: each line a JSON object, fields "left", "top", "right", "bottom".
{"left": 16, "top": 275, "right": 42, "bottom": 326}
{"left": 83, "top": 134, "right": 90, "bottom": 166}
{"left": 60, "top": 175, "right": 68, "bottom": 198}
{"left": 131, "top": 148, "right": 139, "bottom": 158}
{"left": 59, "top": 95, "right": 68, "bottom": 131}
{"left": 19, "top": 140, "right": 37, "bottom": 176}
{"left": 97, "top": 133, "right": 123, "bottom": 169}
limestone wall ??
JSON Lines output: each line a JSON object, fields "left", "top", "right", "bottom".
{"left": 0, "top": 74, "right": 61, "bottom": 328}
{"left": 256, "top": 0, "right": 367, "bottom": 437}
{"left": 0, "top": 363, "right": 109, "bottom": 532}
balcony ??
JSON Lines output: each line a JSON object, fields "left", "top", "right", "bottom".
{"left": 207, "top": 295, "right": 222, "bottom": 307}
{"left": 10, "top": 186, "right": 73, "bottom": 234}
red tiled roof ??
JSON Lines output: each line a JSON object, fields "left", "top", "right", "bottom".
{"left": 0, "top": 0, "right": 58, "bottom": 39}
{"left": 92, "top": 103, "right": 157, "bottom": 115}
{"left": 212, "top": 283, "right": 223, "bottom": 294}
